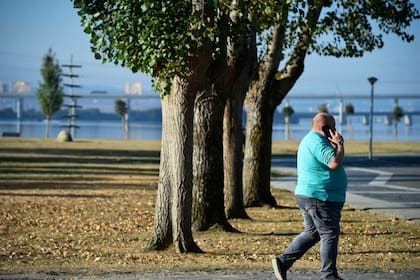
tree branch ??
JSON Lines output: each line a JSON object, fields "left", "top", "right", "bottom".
{"left": 273, "top": 0, "right": 324, "bottom": 102}
{"left": 257, "top": 4, "right": 289, "bottom": 83}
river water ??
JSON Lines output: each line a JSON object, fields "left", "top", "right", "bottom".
{"left": 1, "top": 93, "right": 419, "bottom": 141}
{"left": 1, "top": 116, "right": 419, "bottom": 142}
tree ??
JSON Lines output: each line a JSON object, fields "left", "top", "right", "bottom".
{"left": 74, "top": 0, "right": 231, "bottom": 252}
{"left": 318, "top": 103, "right": 329, "bottom": 113}
{"left": 243, "top": 2, "right": 327, "bottom": 207}
{"left": 36, "top": 48, "right": 64, "bottom": 138}
{"left": 193, "top": 2, "right": 259, "bottom": 226}
{"left": 242, "top": 0, "right": 419, "bottom": 207}
{"left": 114, "top": 99, "right": 128, "bottom": 139}
{"left": 74, "top": 0, "right": 282, "bottom": 245}
{"left": 74, "top": 0, "right": 419, "bottom": 251}
{"left": 345, "top": 103, "right": 355, "bottom": 140}
{"left": 392, "top": 105, "right": 404, "bottom": 142}
{"left": 283, "top": 104, "right": 294, "bottom": 141}
{"left": 223, "top": 44, "right": 256, "bottom": 220}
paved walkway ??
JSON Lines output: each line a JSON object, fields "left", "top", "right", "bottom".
{"left": 1, "top": 270, "right": 420, "bottom": 280}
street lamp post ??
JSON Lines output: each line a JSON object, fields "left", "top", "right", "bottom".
{"left": 368, "top": 77, "right": 378, "bottom": 160}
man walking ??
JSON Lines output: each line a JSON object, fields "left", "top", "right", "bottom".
{"left": 273, "top": 113, "right": 347, "bottom": 280}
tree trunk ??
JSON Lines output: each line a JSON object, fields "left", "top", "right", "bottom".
{"left": 147, "top": 97, "right": 172, "bottom": 250}
{"left": 241, "top": 4, "right": 321, "bottom": 208}
{"left": 393, "top": 121, "right": 398, "bottom": 142}
{"left": 124, "top": 113, "right": 129, "bottom": 140}
{"left": 243, "top": 84, "right": 277, "bottom": 207}
{"left": 120, "top": 117, "right": 127, "bottom": 140}
{"left": 192, "top": 88, "right": 234, "bottom": 231}
{"left": 45, "top": 116, "right": 51, "bottom": 138}
{"left": 223, "top": 95, "right": 249, "bottom": 219}
{"left": 347, "top": 116, "right": 353, "bottom": 141}
{"left": 284, "top": 115, "right": 291, "bottom": 141}
{"left": 222, "top": 29, "right": 257, "bottom": 219}
{"left": 147, "top": 177, "right": 172, "bottom": 247}
{"left": 147, "top": 76, "right": 201, "bottom": 253}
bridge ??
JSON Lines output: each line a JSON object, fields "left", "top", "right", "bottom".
{"left": 2, "top": 91, "right": 419, "bottom": 124}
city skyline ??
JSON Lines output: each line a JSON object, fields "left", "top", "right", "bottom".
{"left": 0, "top": 0, "right": 420, "bottom": 96}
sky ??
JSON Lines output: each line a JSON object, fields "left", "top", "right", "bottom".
{"left": 0, "top": 0, "right": 420, "bottom": 97}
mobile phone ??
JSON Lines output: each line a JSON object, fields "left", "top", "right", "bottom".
{"left": 322, "top": 125, "right": 334, "bottom": 139}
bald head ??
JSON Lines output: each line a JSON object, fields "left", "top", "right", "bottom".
{"left": 312, "top": 113, "right": 336, "bottom": 136}
{"left": 312, "top": 113, "right": 334, "bottom": 128}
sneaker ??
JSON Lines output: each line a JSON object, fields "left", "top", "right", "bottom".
{"left": 272, "top": 257, "right": 287, "bottom": 280}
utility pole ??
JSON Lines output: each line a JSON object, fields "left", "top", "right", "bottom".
{"left": 62, "top": 55, "right": 82, "bottom": 139}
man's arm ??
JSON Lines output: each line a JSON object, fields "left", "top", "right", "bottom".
{"left": 328, "top": 142, "right": 344, "bottom": 169}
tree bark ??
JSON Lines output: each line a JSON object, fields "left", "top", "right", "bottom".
{"left": 242, "top": 24, "right": 286, "bottom": 208}
{"left": 243, "top": 83, "right": 277, "bottom": 207}
{"left": 148, "top": 75, "right": 202, "bottom": 253}
{"left": 147, "top": 97, "right": 173, "bottom": 250}
{"left": 192, "top": 88, "right": 233, "bottom": 231}
{"left": 223, "top": 95, "right": 249, "bottom": 219}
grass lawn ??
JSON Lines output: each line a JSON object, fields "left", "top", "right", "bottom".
{"left": 0, "top": 138, "right": 419, "bottom": 275}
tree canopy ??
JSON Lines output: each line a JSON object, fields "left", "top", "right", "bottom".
{"left": 74, "top": 0, "right": 418, "bottom": 94}
{"left": 392, "top": 105, "right": 404, "bottom": 121}
{"left": 114, "top": 99, "right": 128, "bottom": 118}
{"left": 345, "top": 103, "right": 354, "bottom": 115}
{"left": 75, "top": 1, "right": 259, "bottom": 92}
{"left": 282, "top": 104, "right": 295, "bottom": 117}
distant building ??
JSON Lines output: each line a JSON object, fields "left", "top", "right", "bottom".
{"left": 0, "top": 81, "right": 8, "bottom": 94}
{"left": 11, "top": 81, "right": 31, "bottom": 94}
{"left": 125, "top": 82, "right": 142, "bottom": 95}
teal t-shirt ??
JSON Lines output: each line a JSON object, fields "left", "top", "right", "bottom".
{"left": 295, "top": 130, "right": 347, "bottom": 202}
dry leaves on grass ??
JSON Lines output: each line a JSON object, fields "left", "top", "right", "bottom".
{"left": 0, "top": 139, "right": 419, "bottom": 274}
{"left": 1, "top": 188, "right": 419, "bottom": 274}
{"left": 0, "top": 189, "right": 155, "bottom": 272}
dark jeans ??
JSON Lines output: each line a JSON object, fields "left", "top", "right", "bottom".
{"left": 277, "top": 196, "right": 344, "bottom": 279}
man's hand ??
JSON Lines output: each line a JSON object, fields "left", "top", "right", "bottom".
{"left": 328, "top": 130, "right": 345, "bottom": 169}
{"left": 329, "top": 129, "right": 344, "bottom": 146}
